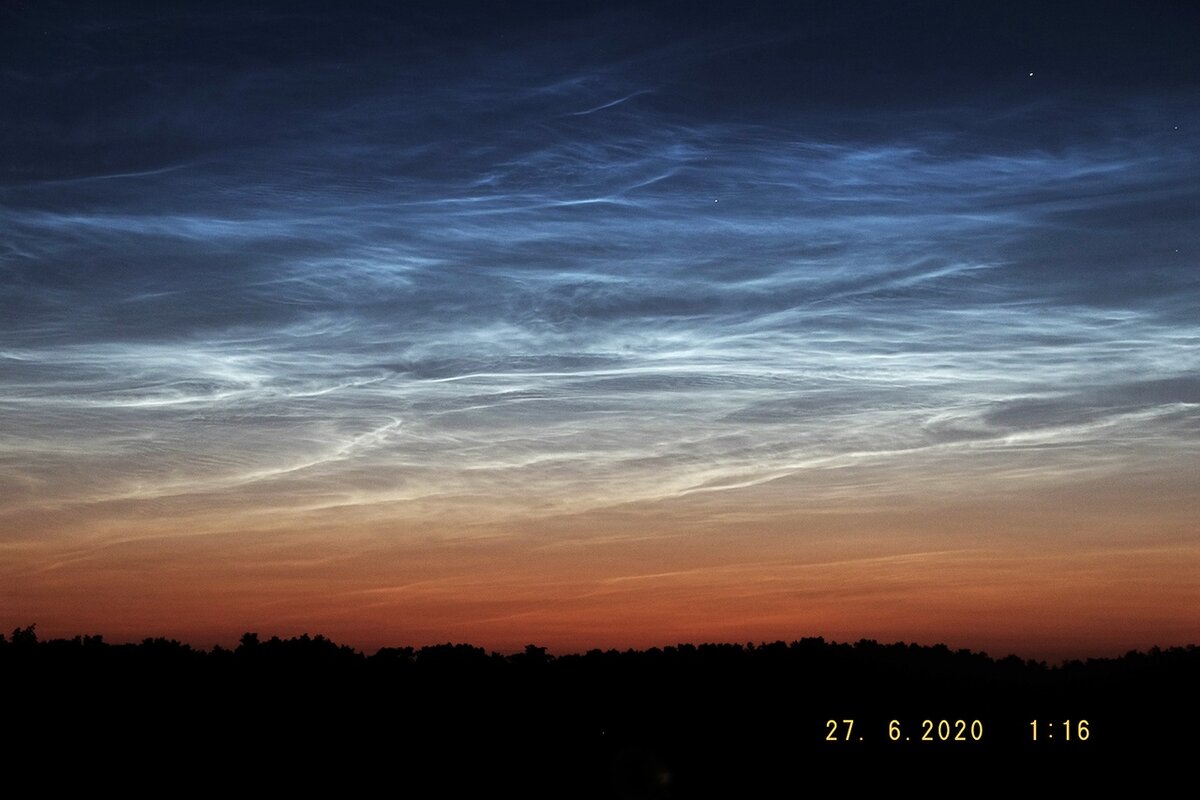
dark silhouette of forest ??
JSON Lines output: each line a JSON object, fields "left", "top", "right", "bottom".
{"left": 3, "top": 626, "right": 1194, "bottom": 793}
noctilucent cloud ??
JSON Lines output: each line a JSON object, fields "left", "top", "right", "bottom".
{"left": 2, "top": 1, "right": 1197, "bottom": 659}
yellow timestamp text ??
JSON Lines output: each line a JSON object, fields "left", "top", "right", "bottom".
{"left": 825, "top": 719, "right": 985, "bottom": 743}
{"left": 1029, "top": 719, "right": 1090, "bottom": 741}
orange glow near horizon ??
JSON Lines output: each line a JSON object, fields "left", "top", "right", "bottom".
{"left": 5, "top": 466, "right": 1196, "bottom": 664}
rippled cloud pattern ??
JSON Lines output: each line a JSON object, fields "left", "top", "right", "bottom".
{"left": 2, "top": 1, "right": 1197, "bottom": 653}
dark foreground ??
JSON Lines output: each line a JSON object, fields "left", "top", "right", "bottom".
{"left": 4, "top": 628, "right": 1196, "bottom": 793}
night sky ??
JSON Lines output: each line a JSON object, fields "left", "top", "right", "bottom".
{"left": 2, "top": 0, "right": 1197, "bottom": 660}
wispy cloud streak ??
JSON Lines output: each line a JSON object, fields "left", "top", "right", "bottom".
{"left": 1, "top": 1, "right": 1197, "bottom": 538}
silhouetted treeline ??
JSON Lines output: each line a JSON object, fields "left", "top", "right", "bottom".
{"left": 3, "top": 626, "right": 1195, "bottom": 793}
